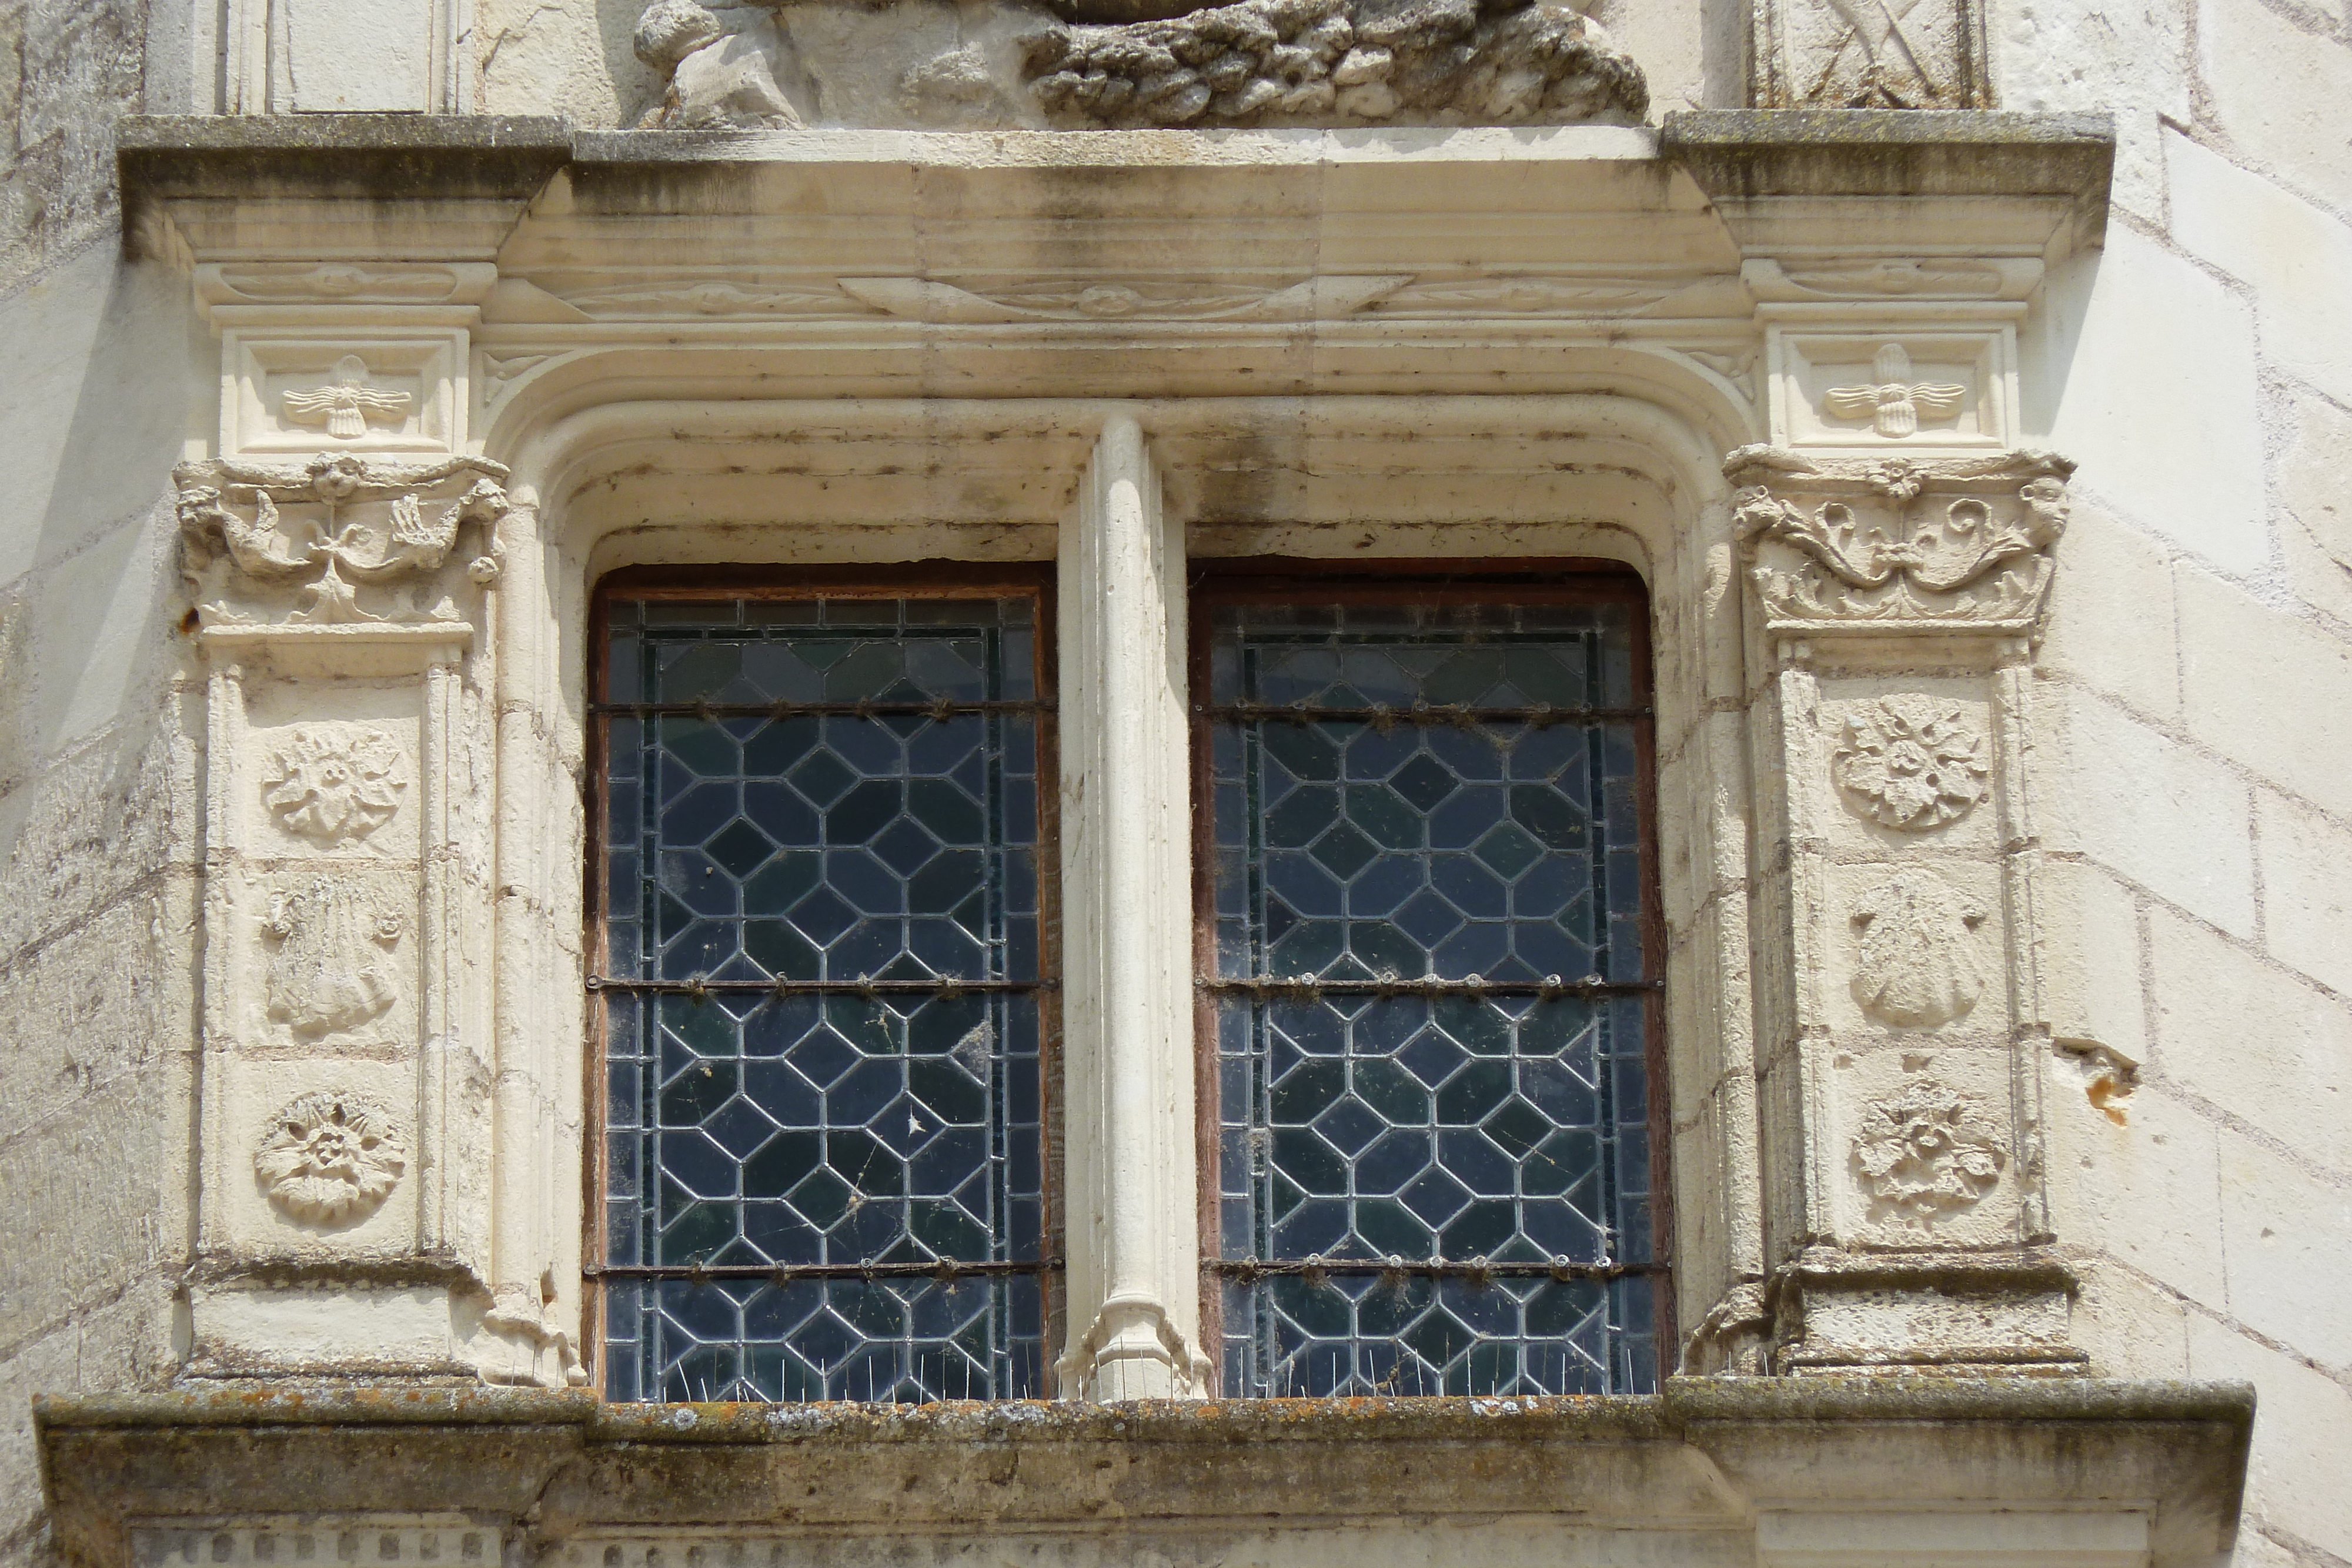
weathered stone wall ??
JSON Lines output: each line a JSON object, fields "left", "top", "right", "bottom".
{"left": 0, "top": 4, "right": 201, "bottom": 1566}
{"left": 2014, "top": 4, "right": 2352, "bottom": 1564}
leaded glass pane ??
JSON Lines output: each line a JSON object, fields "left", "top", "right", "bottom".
{"left": 600, "top": 594, "right": 1050, "bottom": 1403}
{"left": 1208, "top": 597, "right": 1660, "bottom": 1398}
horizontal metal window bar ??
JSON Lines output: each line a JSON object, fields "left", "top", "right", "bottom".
{"left": 1206, "top": 1258, "right": 1665, "bottom": 1281}
{"left": 587, "top": 1260, "right": 1058, "bottom": 1284}
{"left": 588, "top": 976, "right": 1050, "bottom": 997}
{"left": 1202, "top": 977, "right": 1662, "bottom": 999}
{"left": 591, "top": 699, "right": 1051, "bottom": 720}
{"left": 1200, "top": 702, "right": 1651, "bottom": 726}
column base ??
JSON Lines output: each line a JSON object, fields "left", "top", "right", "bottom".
{"left": 1767, "top": 1248, "right": 2089, "bottom": 1376}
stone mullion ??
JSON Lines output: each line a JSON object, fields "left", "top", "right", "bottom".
{"left": 1054, "top": 414, "right": 1210, "bottom": 1401}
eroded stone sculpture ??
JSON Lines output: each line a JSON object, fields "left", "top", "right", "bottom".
{"left": 262, "top": 877, "right": 407, "bottom": 1041}
{"left": 1849, "top": 868, "right": 1985, "bottom": 1029}
{"left": 176, "top": 454, "right": 507, "bottom": 627}
{"left": 1851, "top": 1075, "right": 2006, "bottom": 1228}
{"left": 263, "top": 724, "right": 408, "bottom": 847}
{"left": 1726, "top": 446, "right": 2072, "bottom": 633}
{"left": 632, "top": 0, "right": 1646, "bottom": 130}
{"left": 255, "top": 1091, "right": 408, "bottom": 1226}
{"left": 1832, "top": 696, "right": 1987, "bottom": 830}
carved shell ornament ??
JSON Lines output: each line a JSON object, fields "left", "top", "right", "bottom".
{"left": 1850, "top": 870, "right": 1986, "bottom": 1028}
{"left": 263, "top": 724, "right": 407, "bottom": 845}
{"left": 255, "top": 1091, "right": 407, "bottom": 1225}
{"left": 1852, "top": 1076, "right": 2006, "bottom": 1227}
{"left": 262, "top": 878, "right": 407, "bottom": 1041}
{"left": 1832, "top": 697, "right": 1987, "bottom": 829}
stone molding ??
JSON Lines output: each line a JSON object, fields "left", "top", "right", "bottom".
{"left": 39, "top": 1385, "right": 2251, "bottom": 1568}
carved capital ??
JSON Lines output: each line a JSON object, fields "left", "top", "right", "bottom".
{"left": 176, "top": 454, "right": 509, "bottom": 630}
{"left": 1725, "top": 444, "right": 2073, "bottom": 637}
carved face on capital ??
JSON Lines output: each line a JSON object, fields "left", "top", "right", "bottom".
{"left": 306, "top": 453, "right": 369, "bottom": 503}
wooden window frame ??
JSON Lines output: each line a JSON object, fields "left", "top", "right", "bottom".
{"left": 584, "top": 563, "right": 1064, "bottom": 1400}
{"left": 1185, "top": 558, "right": 1675, "bottom": 1392}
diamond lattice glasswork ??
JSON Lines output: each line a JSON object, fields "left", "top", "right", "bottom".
{"left": 1205, "top": 597, "right": 1661, "bottom": 1397}
{"left": 599, "top": 594, "right": 1049, "bottom": 1403}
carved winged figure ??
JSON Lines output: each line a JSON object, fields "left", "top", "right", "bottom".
{"left": 1823, "top": 344, "right": 1968, "bottom": 438}
{"left": 178, "top": 486, "right": 317, "bottom": 581}
{"left": 322, "top": 477, "right": 509, "bottom": 583}
{"left": 280, "top": 355, "right": 413, "bottom": 440}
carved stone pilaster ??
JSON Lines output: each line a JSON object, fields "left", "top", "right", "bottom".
{"left": 178, "top": 453, "right": 572, "bottom": 1385}
{"left": 1731, "top": 445, "right": 2083, "bottom": 1376}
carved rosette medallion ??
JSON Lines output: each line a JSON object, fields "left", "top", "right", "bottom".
{"left": 1725, "top": 446, "right": 2072, "bottom": 635}
{"left": 1849, "top": 870, "right": 1985, "bottom": 1028}
{"left": 263, "top": 724, "right": 407, "bottom": 846}
{"left": 1852, "top": 1076, "right": 2006, "bottom": 1229}
{"left": 176, "top": 453, "right": 508, "bottom": 628}
{"left": 262, "top": 878, "right": 408, "bottom": 1041}
{"left": 255, "top": 1091, "right": 407, "bottom": 1225}
{"left": 1832, "top": 697, "right": 1987, "bottom": 829}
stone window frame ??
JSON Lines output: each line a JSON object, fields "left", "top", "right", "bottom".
{"left": 483, "top": 396, "right": 1756, "bottom": 1396}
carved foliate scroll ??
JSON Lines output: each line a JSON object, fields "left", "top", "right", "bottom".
{"left": 176, "top": 454, "right": 508, "bottom": 627}
{"left": 1726, "top": 445, "right": 2072, "bottom": 635}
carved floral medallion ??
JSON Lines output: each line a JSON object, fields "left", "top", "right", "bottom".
{"left": 1852, "top": 1076, "right": 2006, "bottom": 1228}
{"left": 1849, "top": 870, "right": 1986, "bottom": 1028}
{"left": 262, "top": 724, "right": 407, "bottom": 846}
{"left": 1832, "top": 697, "right": 1987, "bottom": 830}
{"left": 262, "top": 878, "right": 407, "bottom": 1041}
{"left": 255, "top": 1091, "right": 407, "bottom": 1225}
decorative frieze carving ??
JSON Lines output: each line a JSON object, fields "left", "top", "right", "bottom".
{"left": 1852, "top": 1075, "right": 2006, "bottom": 1229}
{"left": 837, "top": 273, "right": 1409, "bottom": 323}
{"left": 1850, "top": 870, "right": 1986, "bottom": 1028}
{"left": 255, "top": 1090, "right": 408, "bottom": 1225}
{"left": 263, "top": 724, "right": 409, "bottom": 847}
{"left": 262, "top": 877, "right": 408, "bottom": 1041}
{"left": 177, "top": 454, "right": 508, "bottom": 627}
{"left": 632, "top": 0, "right": 1647, "bottom": 132}
{"left": 1726, "top": 446, "right": 2072, "bottom": 634}
{"left": 1832, "top": 697, "right": 1987, "bottom": 830}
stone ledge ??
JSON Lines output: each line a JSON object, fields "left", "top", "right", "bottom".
{"left": 34, "top": 1379, "right": 2254, "bottom": 1568}
{"left": 33, "top": 1375, "right": 2251, "bottom": 1436}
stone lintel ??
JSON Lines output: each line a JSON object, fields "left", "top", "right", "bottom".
{"left": 36, "top": 1382, "right": 2251, "bottom": 1568}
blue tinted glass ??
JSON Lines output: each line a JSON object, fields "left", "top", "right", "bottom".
{"left": 602, "top": 596, "right": 1049, "bottom": 1402}
{"left": 1208, "top": 599, "right": 1659, "bottom": 1397}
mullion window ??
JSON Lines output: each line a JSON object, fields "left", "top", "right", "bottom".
{"left": 594, "top": 587, "right": 1053, "bottom": 1403}
{"left": 1200, "top": 581, "right": 1666, "bottom": 1398}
